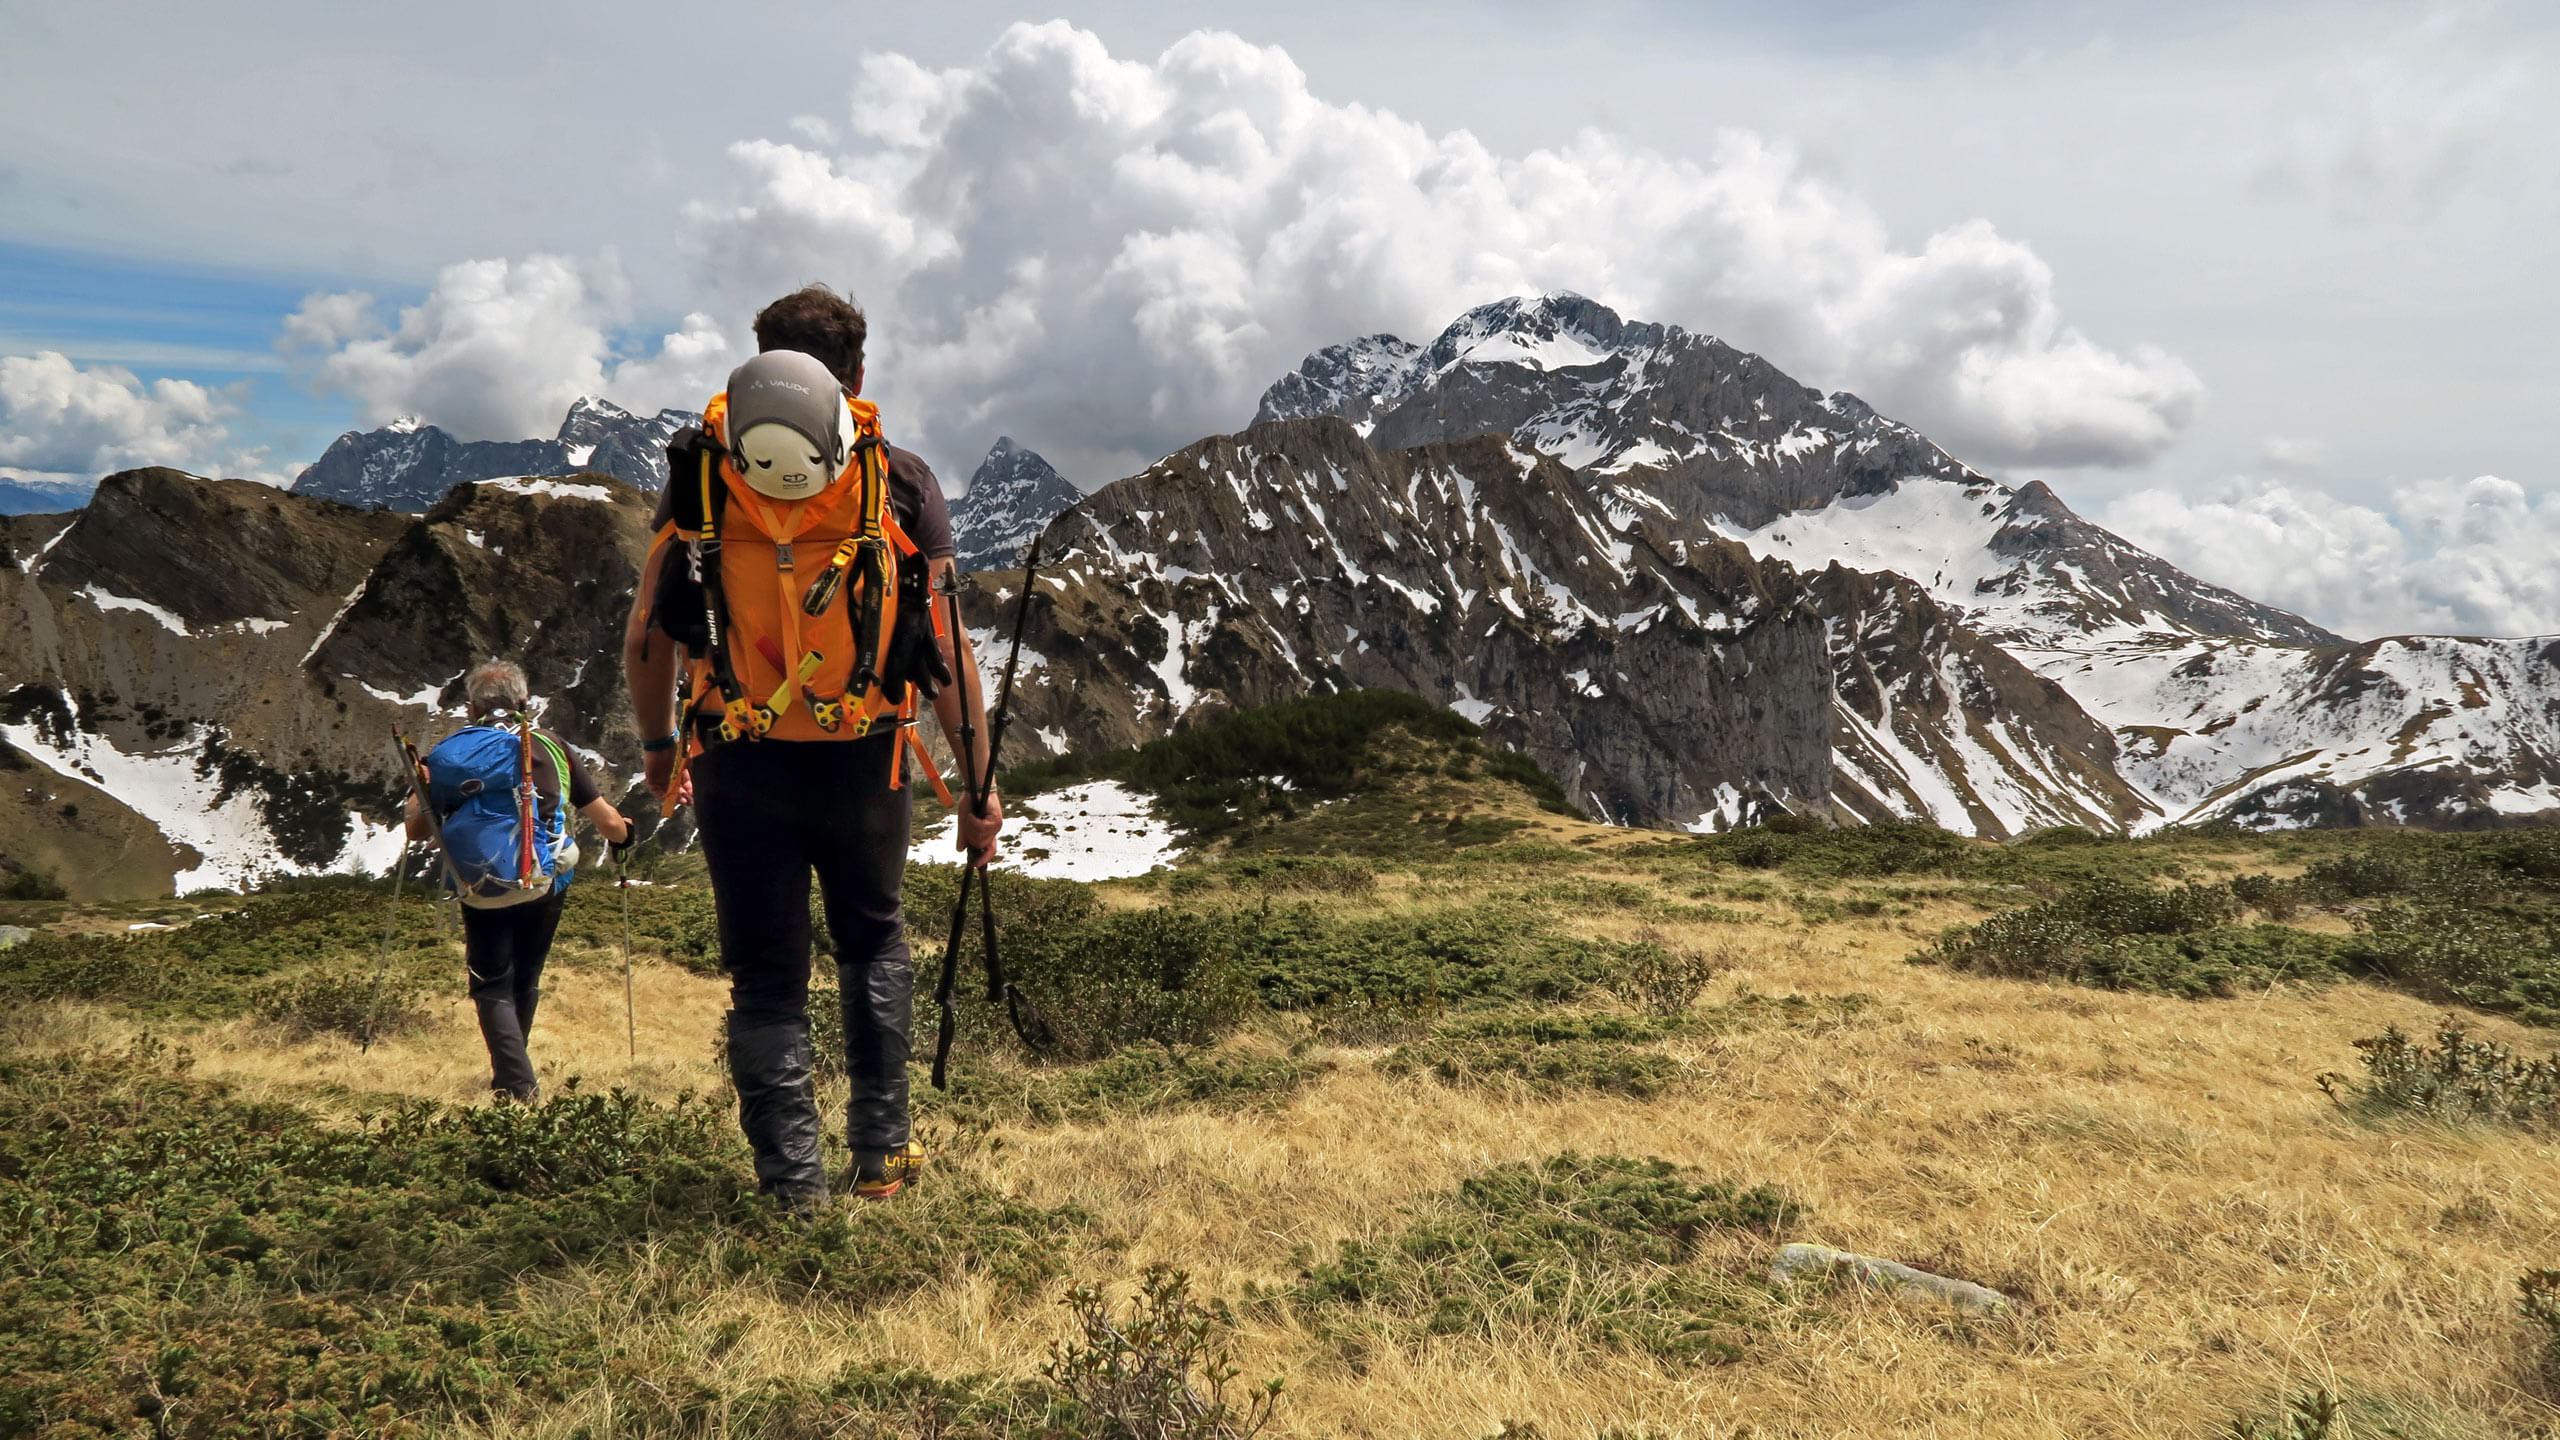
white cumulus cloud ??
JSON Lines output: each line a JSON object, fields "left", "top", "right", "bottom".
{"left": 2101, "top": 473, "right": 2560, "bottom": 639}
{"left": 671, "top": 22, "right": 2200, "bottom": 479}
{"left": 281, "top": 255, "right": 738, "bottom": 442}
{"left": 0, "top": 351, "right": 276, "bottom": 484}
{"left": 270, "top": 23, "right": 2201, "bottom": 482}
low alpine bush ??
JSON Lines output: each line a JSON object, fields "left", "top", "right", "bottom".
{"left": 250, "top": 965, "right": 429, "bottom": 1042}
{"left": 1289, "top": 1153, "right": 1798, "bottom": 1363}
{"left": 2317, "top": 1017, "right": 2560, "bottom": 1129}
{"left": 1382, "top": 1010, "right": 1688, "bottom": 1099}
{"left": 0, "top": 1039, "right": 1085, "bottom": 1437}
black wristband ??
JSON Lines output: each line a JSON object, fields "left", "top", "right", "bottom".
{"left": 641, "top": 731, "right": 680, "bottom": 754}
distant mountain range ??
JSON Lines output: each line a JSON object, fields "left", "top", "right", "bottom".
{"left": 287, "top": 401, "right": 1075, "bottom": 575}
{"left": 1, "top": 292, "right": 2551, "bottom": 897}
{"left": 289, "top": 398, "right": 694, "bottom": 510}
{"left": 0, "top": 475, "right": 99, "bottom": 517}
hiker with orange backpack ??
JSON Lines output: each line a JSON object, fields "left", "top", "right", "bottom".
{"left": 402, "top": 659, "right": 633, "bottom": 1102}
{"left": 621, "top": 285, "right": 1002, "bottom": 1208}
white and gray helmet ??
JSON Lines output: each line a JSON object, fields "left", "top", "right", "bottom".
{"left": 724, "top": 350, "right": 848, "bottom": 501}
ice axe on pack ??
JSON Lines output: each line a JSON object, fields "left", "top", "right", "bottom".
{"left": 930, "top": 535, "right": 1057, "bottom": 1090}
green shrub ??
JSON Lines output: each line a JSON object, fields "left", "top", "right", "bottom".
{"left": 0, "top": 887, "right": 448, "bottom": 1016}
{"left": 0, "top": 865, "right": 66, "bottom": 901}
{"left": 250, "top": 966, "right": 429, "bottom": 1042}
{"left": 2341, "top": 905, "right": 2560, "bottom": 1029}
{"left": 0, "top": 1040, "right": 1084, "bottom": 1436}
{"left": 2227, "top": 872, "right": 2303, "bottom": 922}
{"left": 1916, "top": 879, "right": 2344, "bottom": 999}
{"left": 997, "top": 906, "right": 1259, "bottom": 1062}
{"left": 1609, "top": 931, "right": 1723, "bottom": 1016}
{"left": 929, "top": 1047, "right": 1326, "bottom": 1129}
{"left": 2223, "top": 1391, "right": 2343, "bottom": 1440}
{"left": 1383, "top": 1016, "right": 1682, "bottom": 1099}
{"left": 2318, "top": 1017, "right": 2560, "bottom": 1129}
{"left": 2301, "top": 850, "right": 2430, "bottom": 901}
{"left": 1046, "top": 1268, "right": 1282, "bottom": 1439}
{"left": 1290, "top": 1153, "right": 1798, "bottom": 1362}
{"left": 1176, "top": 854, "right": 1380, "bottom": 898}
{"left": 2523, "top": 1270, "right": 2560, "bottom": 1398}
{"left": 1246, "top": 904, "right": 1655, "bottom": 1014}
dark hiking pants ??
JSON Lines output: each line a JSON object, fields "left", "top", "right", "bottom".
{"left": 693, "top": 735, "right": 914, "bottom": 1152}
{"left": 462, "top": 887, "right": 566, "bottom": 1100}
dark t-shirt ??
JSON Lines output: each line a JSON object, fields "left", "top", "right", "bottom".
{"left": 648, "top": 445, "right": 954, "bottom": 561}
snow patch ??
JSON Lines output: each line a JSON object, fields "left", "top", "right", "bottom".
{"left": 0, "top": 713, "right": 410, "bottom": 891}
{"left": 484, "top": 476, "right": 612, "bottom": 504}
{"left": 915, "top": 780, "right": 1181, "bottom": 881}
{"left": 80, "top": 585, "right": 193, "bottom": 637}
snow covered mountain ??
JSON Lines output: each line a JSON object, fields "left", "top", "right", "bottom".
{"left": 291, "top": 398, "right": 694, "bottom": 511}
{"left": 5, "top": 294, "right": 2551, "bottom": 896}
{"left": 1255, "top": 292, "right": 2557, "bottom": 831}
{"left": 949, "top": 437, "right": 1080, "bottom": 571}
{"left": 968, "top": 419, "right": 1848, "bottom": 829}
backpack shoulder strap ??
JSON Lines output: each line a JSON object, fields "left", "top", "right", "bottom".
{"left": 534, "top": 732, "right": 573, "bottom": 806}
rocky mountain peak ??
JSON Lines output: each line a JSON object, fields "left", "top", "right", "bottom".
{"left": 949, "top": 436, "right": 1081, "bottom": 571}
{"left": 291, "top": 398, "right": 698, "bottom": 513}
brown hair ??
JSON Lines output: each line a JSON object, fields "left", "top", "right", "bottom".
{"left": 752, "top": 284, "right": 868, "bottom": 387}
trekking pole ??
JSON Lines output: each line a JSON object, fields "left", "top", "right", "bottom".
{"left": 975, "top": 537, "right": 1053, "bottom": 1047}
{"left": 360, "top": 842, "right": 411, "bottom": 1055}
{"left": 615, "top": 831, "right": 638, "bottom": 1062}
{"left": 929, "top": 538, "right": 1053, "bottom": 1087}
{"left": 929, "top": 569, "right": 984, "bottom": 1092}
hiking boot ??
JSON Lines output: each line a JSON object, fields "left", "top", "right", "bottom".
{"left": 725, "top": 1012, "right": 830, "bottom": 1211}
{"left": 851, "top": 1141, "right": 923, "bottom": 1201}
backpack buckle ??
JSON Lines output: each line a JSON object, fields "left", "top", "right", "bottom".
{"left": 720, "top": 695, "right": 768, "bottom": 742}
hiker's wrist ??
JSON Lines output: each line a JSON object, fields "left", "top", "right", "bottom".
{"left": 641, "top": 730, "right": 679, "bottom": 754}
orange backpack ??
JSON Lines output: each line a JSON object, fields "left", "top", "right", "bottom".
{"left": 649, "top": 393, "right": 953, "bottom": 798}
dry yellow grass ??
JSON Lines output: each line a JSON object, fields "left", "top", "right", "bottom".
{"left": 26, "top": 850, "right": 2560, "bottom": 1439}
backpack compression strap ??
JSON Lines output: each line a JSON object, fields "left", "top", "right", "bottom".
{"left": 516, "top": 717, "right": 538, "bottom": 887}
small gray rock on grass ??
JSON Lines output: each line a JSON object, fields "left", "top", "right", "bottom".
{"left": 1770, "top": 1242, "right": 2011, "bottom": 1315}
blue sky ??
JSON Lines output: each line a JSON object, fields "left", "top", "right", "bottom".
{"left": 2, "top": 2, "right": 2555, "bottom": 634}
{"left": 0, "top": 240, "right": 357, "bottom": 467}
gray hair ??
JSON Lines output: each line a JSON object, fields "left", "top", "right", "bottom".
{"left": 465, "top": 659, "right": 530, "bottom": 718}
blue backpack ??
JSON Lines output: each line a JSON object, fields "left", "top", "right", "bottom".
{"left": 425, "top": 720, "right": 577, "bottom": 908}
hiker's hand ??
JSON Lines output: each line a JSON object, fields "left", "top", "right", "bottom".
{"left": 958, "top": 789, "right": 1003, "bottom": 869}
{"left": 606, "top": 810, "right": 634, "bottom": 848}
{"left": 644, "top": 747, "right": 677, "bottom": 800}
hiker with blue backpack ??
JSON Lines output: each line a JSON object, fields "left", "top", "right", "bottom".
{"left": 404, "top": 658, "right": 633, "bottom": 1102}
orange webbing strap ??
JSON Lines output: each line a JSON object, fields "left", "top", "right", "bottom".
{"left": 515, "top": 717, "right": 538, "bottom": 884}
{"left": 893, "top": 701, "right": 956, "bottom": 808}
{"left": 660, "top": 743, "right": 690, "bottom": 819}
{"left": 728, "top": 487, "right": 829, "bottom": 733}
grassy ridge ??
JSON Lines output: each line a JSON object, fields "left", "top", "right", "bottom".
{"left": 4, "top": 696, "right": 2558, "bottom": 1436}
